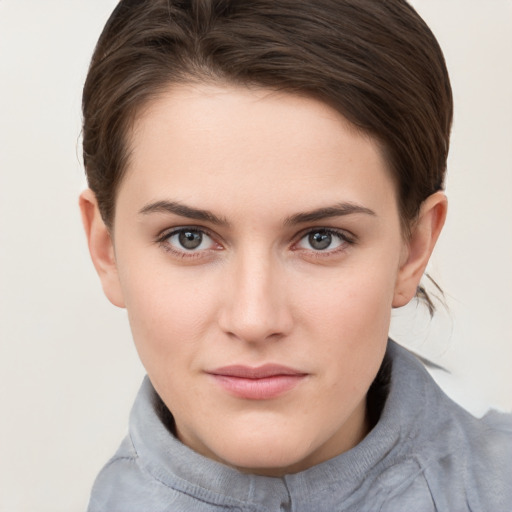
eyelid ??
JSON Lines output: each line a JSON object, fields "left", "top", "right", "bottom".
{"left": 156, "top": 225, "right": 217, "bottom": 242}
{"left": 291, "top": 227, "right": 357, "bottom": 254}
{"left": 293, "top": 226, "right": 356, "bottom": 244}
{"left": 156, "top": 225, "right": 224, "bottom": 256}
{"left": 154, "top": 225, "right": 356, "bottom": 259}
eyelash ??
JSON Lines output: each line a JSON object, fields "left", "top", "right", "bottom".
{"left": 156, "top": 226, "right": 356, "bottom": 260}
{"left": 156, "top": 227, "right": 221, "bottom": 260}
{"left": 292, "top": 228, "right": 356, "bottom": 258}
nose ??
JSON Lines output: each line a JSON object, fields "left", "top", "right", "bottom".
{"left": 217, "top": 250, "right": 293, "bottom": 344}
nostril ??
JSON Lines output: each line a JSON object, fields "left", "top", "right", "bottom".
{"left": 218, "top": 310, "right": 292, "bottom": 344}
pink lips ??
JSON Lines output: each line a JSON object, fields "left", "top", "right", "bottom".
{"left": 207, "top": 364, "right": 307, "bottom": 400}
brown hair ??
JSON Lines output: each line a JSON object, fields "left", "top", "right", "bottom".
{"left": 83, "top": 0, "right": 452, "bottom": 235}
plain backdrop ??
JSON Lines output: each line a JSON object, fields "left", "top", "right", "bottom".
{"left": 0, "top": 1, "right": 511, "bottom": 511}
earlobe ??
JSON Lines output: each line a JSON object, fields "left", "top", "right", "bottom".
{"left": 79, "top": 189, "right": 126, "bottom": 308}
{"left": 393, "top": 191, "right": 447, "bottom": 308}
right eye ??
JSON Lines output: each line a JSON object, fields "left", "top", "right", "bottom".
{"left": 159, "top": 228, "right": 221, "bottom": 257}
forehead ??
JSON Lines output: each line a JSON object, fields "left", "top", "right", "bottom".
{"left": 118, "top": 83, "right": 398, "bottom": 222}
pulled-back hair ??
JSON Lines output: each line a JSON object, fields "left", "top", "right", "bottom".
{"left": 83, "top": 0, "right": 452, "bottom": 234}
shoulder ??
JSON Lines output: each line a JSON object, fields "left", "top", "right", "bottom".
{"left": 417, "top": 408, "right": 512, "bottom": 512}
{"left": 86, "top": 436, "right": 180, "bottom": 512}
{"left": 381, "top": 409, "right": 512, "bottom": 512}
{"left": 381, "top": 342, "right": 512, "bottom": 511}
{"left": 417, "top": 380, "right": 512, "bottom": 510}
{"left": 461, "top": 409, "right": 512, "bottom": 510}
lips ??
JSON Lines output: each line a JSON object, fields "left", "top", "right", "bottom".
{"left": 207, "top": 364, "right": 307, "bottom": 400}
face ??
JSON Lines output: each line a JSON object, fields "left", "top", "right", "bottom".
{"left": 100, "top": 84, "right": 413, "bottom": 475}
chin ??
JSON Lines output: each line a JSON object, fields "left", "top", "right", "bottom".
{"left": 208, "top": 428, "right": 319, "bottom": 476}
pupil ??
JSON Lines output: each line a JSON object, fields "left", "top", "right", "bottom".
{"left": 179, "top": 230, "right": 202, "bottom": 249}
{"left": 309, "top": 231, "right": 332, "bottom": 250}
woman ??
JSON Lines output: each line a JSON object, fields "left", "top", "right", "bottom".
{"left": 80, "top": 0, "right": 511, "bottom": 510}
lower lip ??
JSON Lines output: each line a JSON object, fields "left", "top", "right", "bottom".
{"left": 210, "top": 374, "right": 306, "bottom": 400}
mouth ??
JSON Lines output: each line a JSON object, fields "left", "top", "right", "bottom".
{"left": 206, "top": 364, "right": 308, "bottom": 400}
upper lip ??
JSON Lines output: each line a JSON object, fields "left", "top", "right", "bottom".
{"left": 207, "top": 364, "right": 307, "bottom": 379}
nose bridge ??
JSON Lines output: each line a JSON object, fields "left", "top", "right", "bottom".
{"left": 219, "top": 246, "right": 291, "bottom": 343}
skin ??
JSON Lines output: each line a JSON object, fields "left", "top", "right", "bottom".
{"left": 80, "top": 84, "right": 446, "bottom": 476}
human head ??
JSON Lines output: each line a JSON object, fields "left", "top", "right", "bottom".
{"left": 82, "top": 0, "right": 452, "bottom": 233}
{"left": 79, "top": 0, "right": 450, "bottom": 475}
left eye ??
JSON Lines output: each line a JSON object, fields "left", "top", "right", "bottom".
{"left": 296, "top": 229, "right": 348, "bottom": 251}
{"left": 165, "top": 229, "right": 216, "bottom": 251}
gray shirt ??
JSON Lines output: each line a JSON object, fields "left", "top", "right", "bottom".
{"left": 87, "top": 341, "right": 512, "bottom": 511}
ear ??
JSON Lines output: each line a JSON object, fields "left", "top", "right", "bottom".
{"left": 393, "top": 191, "right": 447, "bottom": 308}
{"left": 79, "top": 189, "right": 125, "bottom": 308}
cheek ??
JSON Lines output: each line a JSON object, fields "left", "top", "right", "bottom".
{"left": 297, "top": 262, "right": 397, "bottom": 338}
{"left": 117, "top": 257, "right": 218, "bottom": 368}
{"left": 293, "top": 259, "right": 398, "bottom": 389}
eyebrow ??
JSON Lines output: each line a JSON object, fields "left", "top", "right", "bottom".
{"left": 139, "top": 200, "right": 229, "bottom": 226}
{"left": 284, "top": 202, "right": 376, "bottom": 225}
{"left": 139, "top": 199, "right": 376, "bottom": 226}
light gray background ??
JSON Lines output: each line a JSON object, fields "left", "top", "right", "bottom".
{"left": 0, "top": 1, "right": 511, "bottom": 510}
